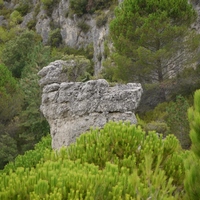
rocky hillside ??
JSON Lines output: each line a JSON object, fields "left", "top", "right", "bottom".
{"left": 1, "top": 0, "right": 122, "bottom": 75}
{"left": 1, "top": 0, "right": 200, "bottom": 75}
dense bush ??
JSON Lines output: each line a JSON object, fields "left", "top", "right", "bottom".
{"left": 143, "top": 121, "right": 170, "bottom": 136}
{"left": 48, "top": 28, "right": 62, "bottom": 47}
{"left": 51, "top": 43, "right": 94, "bottom": 61}
{"left": 1, "top": 31, "right": 51, "bottom": 168}
{"left": 27, "top": 18, "right": 37, "bottom": 30}
{"left": 166, "top": 95, "right": 190, "bottom": 149}
{"left": 9, "top": 10, "right": 23, "bottom": 26}
{"left": 0, "top": 64, "right": 23, "bottom": 169}
{"left": 77, "top": 21, "right": 90, "bottom": 33}
{"left": 16, "top": 0, "right": 32, "bottom": 16}
{"left": 2, "top": 30, "right": 39, "bottom": 78}
{"left": 62, "top": 54, "right": 92, "bottom": 81}
{"left": 96, "top": 12, "right": 108, "bottom": 27}
{"left": 184, "top": 90, "right": 200, "bottom": 199}
{"left": 41, "top": 0, "right": 60, "bottom": 16}
{"left": 0, "top": 122, "right": 185, "bottom": 199}
{"left": 1, "top": 135, "right": 51, "bottom": 173}
{"left": 137, "top": 95, "right": 191, "bottom": 148}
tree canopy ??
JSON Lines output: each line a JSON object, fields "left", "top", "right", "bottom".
{"left": 1, "top": 30, "right": 41, "bottom": 78}
{"left": 109, "top": 0, "right": 199, "bottom": 83}
{"left": 0, "top": 64, "right": 22, "bottom": 168}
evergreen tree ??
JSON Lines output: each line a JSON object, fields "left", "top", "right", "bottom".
{"left": 18, "top": 43, "right": 51, "bottom": 152}
{"left": 109, "top": 0, "right": 199, "bottom": 83}
{"left": 1, "top": 30, "right": 40, "bottom": 78}
{"left": 0, "top": 64, "right": 22, "bottom": 168}
{"left": 184, "top": 90, "right": 200, "bottom": 200}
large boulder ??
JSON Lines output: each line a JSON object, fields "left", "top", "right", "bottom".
{"left": 38, "top": 60, "right": 143, "bottom": 149}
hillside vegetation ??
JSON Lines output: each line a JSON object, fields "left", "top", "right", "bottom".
{"left": 0, "top": 0, "right": 200, "bottom": 187}
{"left": 1, "top": 88, "right": 200, "bottom": 199}
{"left": 0, "top": 121, "right": 186, "bottom": 199}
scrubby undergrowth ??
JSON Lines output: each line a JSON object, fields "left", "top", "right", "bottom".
{"left": 0, "top": 121, "right": 186, "bottom": 199}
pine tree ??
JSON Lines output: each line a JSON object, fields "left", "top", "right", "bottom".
{"left": 184, "top": 90, "right": 200, "bottom": 199}
{"left": 109, "top": 0, "right": 199, "bottom": 83}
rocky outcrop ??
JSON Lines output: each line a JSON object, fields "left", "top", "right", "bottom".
{"left": 38, "top": 60, "right": 143, "bottom": 149}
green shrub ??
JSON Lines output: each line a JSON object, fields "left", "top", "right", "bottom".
{"left": 41, "top": 0, "right": 53, "bottom": 9}
{"left": 16, "top": 0, "right": 32, "bottom": 16}
{"left": 33, "top": 3, "right": 40, "bottom": 18}
{"left": 2, "top": 30, "right": 39, "bottom": 78}
{"left": 184, "top": 151, "right": 200, "bottom": 200}
{"left": 48, "top": 28, "right": 62, "bottom": 47}
{"left": 184, "top": 90, "right": 200, "bottom": 199}
{"left": 27, "top": 19, "right": 37, "bottom": 30}
{"left": 139, "top": 101, "right": 169, "bottom": 123}
{"left": 77, "top": 21, "right": 90, "bottom": 33}
{"left": 138, "top": 96, "right": 191, "bottom": 149}
{"left": 0, "top": 133, "right": 18, "bottom": 169}
{"left": 50, "top": 43, "right": 94, "bottom": 61}
{"left": 96, "top": 12, "right": 108, "bottom": 27}
{"left": 166, "top": 95, "right": 190, "bottom": 149}
{"left": 103, "top": 40, "right": 110, "bottom": 59}
{"left": 0, "top": 64, "right": 23, "bottom": 169}
{"left": 1, "top": 135, "right": 51, "bottom": 173}
{"left": 62, "top": 54, "right": 92, "bottom": 81}
{"left": 0, "top": 122, "right": 185, "bottom": 199}
{"left": 69, "top": 0, "right": 88, "bottom": 16}
{"left": 0, "top": 0, "right": 3, "bottom": 9}
{"left": 69, "top": 0, "right": 117, "bottom": 16}
{"left": 9, "top": 10, "right": 23, "bottom": 25}
{"left": 1, "top": 7, "right": 12, "bottom": 19}
{"left": 144, "top": 121, "right": 170, "bottom": 136}
{"left": 41, "top": 0, "right": 60, "bottom": 16}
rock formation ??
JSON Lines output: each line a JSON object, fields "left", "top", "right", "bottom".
{"left": 38, "top": 60, "right": 143, "bottom": 149}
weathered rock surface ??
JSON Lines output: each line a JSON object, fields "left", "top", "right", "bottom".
{"left": 38, "top": 60, "right": 143, "bottom": 149}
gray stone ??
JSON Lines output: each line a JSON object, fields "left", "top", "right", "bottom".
{"left": 38, "top": 60, "right": 143, "bottom": 149}
{"left": 38, "top": 60, "right": 69, "bottom": 87}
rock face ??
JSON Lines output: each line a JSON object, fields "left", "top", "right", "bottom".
{"left": 38, "top": 60, "right": 143, "bottom": 149}
{"left": 34, "top": 0, "right": 110, "bottom": 75}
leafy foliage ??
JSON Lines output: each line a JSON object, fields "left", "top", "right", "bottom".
{"left": 0, "top": 64, "right": 22, "bottom": 169}
{"left": 166, "top": 95, "right": 190, "bottom": 149}
{"left": 62, "top": 54, "right": 92, "bottom": 81}
{"left": 48, "top": 28, "right": 62, "bottom": 47}
{"left": 0, "top": 31, "right": 51, "bottom": 168}
{"left": 69, "top": 0, "right": 117, "bottom": 16}
{"left": 96, "top": 12, "right": 108, "bottom": 27}
{"left": 2, "top": 135, "right": 51, "bottom": 173}
{"left": 77, "top": 21, "right": 90, "bottom": 33}
{"left": 41, "top": 0, "right": 60, "bottom": 16}
{"left": 0, "top": 64, "right": 22, "bottom": 123}
{"left": 184, "top": 90, "right": 200, "bottom": 199}
{"left": 1, "top": 30, "right": 40, "bottom": 78}
{"left": 0, "top": 122, "right": 185, "bottom": 199}
{"left": 9, "top": 10, "right": 23, "bottom": 26}
{"left": 16, "top": 0, "right": 32, "bottom": 16}
{"left": 0, "top": 133, "right": 18, "bottom": 169}
{"left": 18, "top": 43, "right": 51, "bottom": 152}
